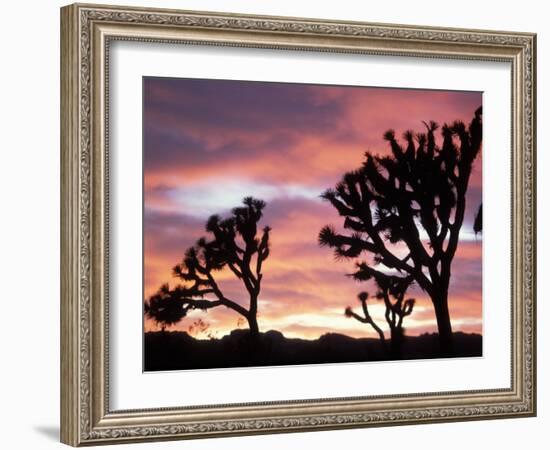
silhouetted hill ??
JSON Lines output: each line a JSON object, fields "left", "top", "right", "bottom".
{"left": 144, "top": 329, "right": 482, "bottom": 371}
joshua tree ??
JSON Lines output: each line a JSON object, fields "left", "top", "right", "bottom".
{"left": 320, "top": 107, "right": 482, "bottom": 356}
{"left": 145, "top": 197, "right": 271, "bottom": 338}
{"left": 345, "top": 268, "right": 415, "bottom": 357}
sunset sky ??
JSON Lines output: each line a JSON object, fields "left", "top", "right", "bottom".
{"left": 143, "top": 77, "right": 482, "bottom": 340}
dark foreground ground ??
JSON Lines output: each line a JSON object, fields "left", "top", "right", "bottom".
{"left": 144, "top": 329, "right": 482, "bottom": 371}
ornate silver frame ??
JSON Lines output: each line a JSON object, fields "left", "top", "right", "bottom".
{"left": 60, "top": 3, "right": 536, "bottom": 446}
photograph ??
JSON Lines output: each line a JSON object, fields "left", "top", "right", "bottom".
{"left": 142, "top": 77, "right": 484, "bottom": 371}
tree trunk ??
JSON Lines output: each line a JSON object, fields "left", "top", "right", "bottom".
{"left": 242, "top": 313, "right": 262, "bottom": 362}
{"left": 247, "top": 314, "right": 260, "bottom": 339}
{"left": 432, "top": 291, "right": 455, "bottom": 356}
{"left": 390, "top": 328, "right": 403, "bottom": 359}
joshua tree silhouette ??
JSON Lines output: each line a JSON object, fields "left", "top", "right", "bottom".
{"left": 145, "top": 197, "right": 271, "bottom": 338}
{"left": 345, "top": 268, "right": 415, "bottom": 357}
{"left": 320, "top": 107, "right": 482, "bottom": 356}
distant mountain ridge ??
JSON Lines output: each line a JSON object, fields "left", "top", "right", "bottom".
{"left": 144, "top": 329, "right": 482, "bottom": 371}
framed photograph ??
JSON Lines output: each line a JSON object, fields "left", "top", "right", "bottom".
{"left": 60, "top": 3, "right": 536, "bottom": 446}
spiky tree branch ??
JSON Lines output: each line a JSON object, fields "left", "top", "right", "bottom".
{"left": 474, "top": 203, "right": 482, "bottom": 235}
{"left": 345, "top": 292, "right": 386, "bottom": 344}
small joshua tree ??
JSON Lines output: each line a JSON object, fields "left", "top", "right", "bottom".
{"left": 345, "top": 267, "right": 415, "bottom": 357}
{"left": 145, "top": 197, "right": 271, "bottom": 338}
